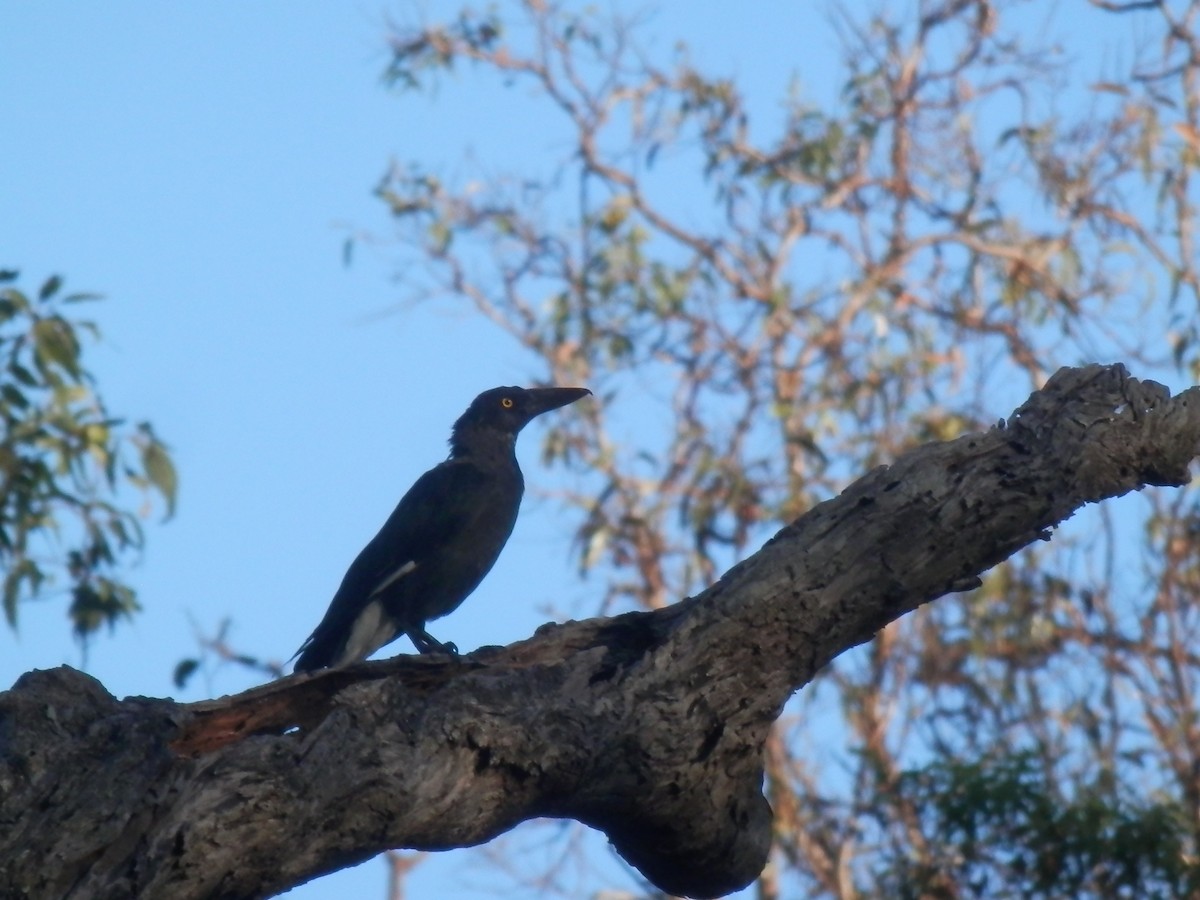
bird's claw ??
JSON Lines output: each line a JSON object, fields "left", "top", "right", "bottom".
{"left": 412, "top": 630, "right": 459, "bottom": 656}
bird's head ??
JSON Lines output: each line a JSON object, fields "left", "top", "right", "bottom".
{"left": 450, "top": 385, "right": 591, "bottom": 454}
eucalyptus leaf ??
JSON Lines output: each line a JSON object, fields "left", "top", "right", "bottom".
{"left": 38, "top": 274, "right": 62, "bottom": 302}
{"left": 1, "top": 271, "right": 172, "bottom": 640}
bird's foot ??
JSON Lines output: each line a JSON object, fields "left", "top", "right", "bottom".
{"left": 411, "top": 629, "right": 459, "bottom": 656}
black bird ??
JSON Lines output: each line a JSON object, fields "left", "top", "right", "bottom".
{"left": 292, "top": 385, "right": 590, "bottom": 672}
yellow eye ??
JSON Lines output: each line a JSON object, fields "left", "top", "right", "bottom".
{"left": 501, "top": 397, "right": 514, "bottom": 409}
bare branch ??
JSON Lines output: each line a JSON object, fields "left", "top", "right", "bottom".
{"left": 3, "top": 364, "right": 1197, "bottom": 899}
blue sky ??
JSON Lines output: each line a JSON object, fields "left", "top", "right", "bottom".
{"left": 0, "top": 3, "right": 834, "bottom": 898}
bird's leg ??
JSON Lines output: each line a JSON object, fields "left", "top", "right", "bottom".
{"left": 409, "top": 628, "right": 459, "bottom": 656}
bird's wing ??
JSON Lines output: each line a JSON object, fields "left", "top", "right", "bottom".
{"left": 350, "top": 459, "right": 492, "bottom": 597}
{"left": 292, "top": 459, "right": 490, "bottom": 667}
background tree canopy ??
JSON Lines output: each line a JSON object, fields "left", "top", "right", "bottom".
{"left": 362, "top": 0, "right": 1200, "bottom": 896}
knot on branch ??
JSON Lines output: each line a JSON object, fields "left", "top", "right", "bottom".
{"left": 588, "top": 778, "right": 774, "bottom": 898}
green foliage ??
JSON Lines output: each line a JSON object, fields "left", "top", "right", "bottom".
{"left": 173, "top": 657, "right": 200, "bottom": 689}
{"left": 0, "top": 270, "right": 176, "bottom": 640}
{"left": 884, "top": 753, "right": 1199, "bottom": 899}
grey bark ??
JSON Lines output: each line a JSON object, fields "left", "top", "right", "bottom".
{"left": 2, "top": 364, "right": 1197, "bottom": 900}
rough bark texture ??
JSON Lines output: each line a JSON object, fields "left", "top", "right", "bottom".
{"left": 2, "top": 364, "right": 1198, "bottom": 899}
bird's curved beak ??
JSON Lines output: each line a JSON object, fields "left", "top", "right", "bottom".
{"left": 526, "top": 386, "right": 592, "bottom": 418}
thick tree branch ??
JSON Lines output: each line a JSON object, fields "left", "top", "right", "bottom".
{"left": 2, "top": 364, "right": 1197, "bottom": 899}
